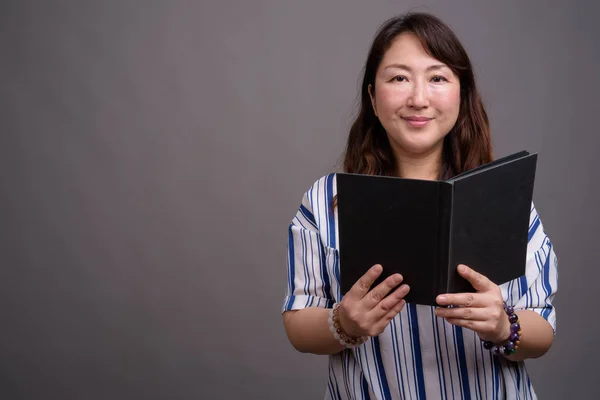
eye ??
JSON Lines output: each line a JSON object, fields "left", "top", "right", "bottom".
{"left": 431, "top": 75, "right": 448, "bottom": 83}
{"left": 391, "top": 75, "right": 407, "bottom": 82}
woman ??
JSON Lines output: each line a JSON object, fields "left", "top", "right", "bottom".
{"left": 282, "top": 12, "right": 557, "bottom": 400}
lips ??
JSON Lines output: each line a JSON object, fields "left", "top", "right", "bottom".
{"left": 403, "top": 116, "right": 432, "bottom": 121}
{"left": 402, "top": 116, "right": 433, "bottom": 127}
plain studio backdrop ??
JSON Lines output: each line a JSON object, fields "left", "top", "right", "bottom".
{"left": 0, "top": 1, "right": 597, "bottom": 399}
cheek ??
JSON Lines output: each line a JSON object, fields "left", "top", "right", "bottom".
{"left": 433, "top": 87, "right": 461, "bottom": 115}
{"left": 376, "top": 85, "right": 409, "bottom": 112}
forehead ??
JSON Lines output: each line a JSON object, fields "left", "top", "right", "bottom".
{"left": 379, "top": 32, "right": 449, "bottom": 71}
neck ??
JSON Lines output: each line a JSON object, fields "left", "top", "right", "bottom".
{"left": 394, "top": 147, "right": 443, "bottom": 181}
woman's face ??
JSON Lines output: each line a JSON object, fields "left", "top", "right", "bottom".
{"left": 370, "top": 32, "right": 461, "bottom": 159}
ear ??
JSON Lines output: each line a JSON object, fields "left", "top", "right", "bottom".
{"left": 368, "top": 84, "right": 378, "bottom": 116}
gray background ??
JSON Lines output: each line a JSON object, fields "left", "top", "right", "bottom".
{"left": 0, "top": 0, "right": 597, "bottom": 399}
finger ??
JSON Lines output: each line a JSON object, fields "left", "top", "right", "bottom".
{"left": 436, "top": 292, "right": 485, "bottom": 308}
{"left": 348, "top": 264, "right": 384, "bottom": 300}
{"left": 371, "top": 284, "right": 410, "bottom": 319}
{"left": 370, "top": 299, "right": 406, "bottom": 337}
{"left": 434, "top": 306, "right": 489, "bottom": 321}
{"left": 444, "top": 318, "right": 491, "bottom": 333}
{"left": 363, "top": 272, "right": 404, "bottom": 309}
{"left": 383, "top": 299, "right": 406, "bottom": 323}
{"left": 457, "top": 264, "right": 494, "bottom": 292}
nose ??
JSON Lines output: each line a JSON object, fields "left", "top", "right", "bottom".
{"left": 407, "top": 82, "right": 429, "bottom": 109}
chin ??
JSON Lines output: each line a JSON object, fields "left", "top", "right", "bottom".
{"left": 388, "top": 135, "right": 446, "bottom": 157}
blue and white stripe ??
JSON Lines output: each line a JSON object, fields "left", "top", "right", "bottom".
{"left": 283, "top": 173, "right": 558, "bottom": 400}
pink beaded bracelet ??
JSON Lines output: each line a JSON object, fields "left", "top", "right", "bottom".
{"left": 327, "top": 303, "right": 368, "bottom": 348}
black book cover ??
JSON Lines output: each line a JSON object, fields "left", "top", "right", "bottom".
{"left": 336, "top": 151, "right": 537, "bottom": 306}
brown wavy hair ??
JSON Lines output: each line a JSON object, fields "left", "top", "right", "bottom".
{"left": 343, "top": 12, "right": 493, "bottom": 179}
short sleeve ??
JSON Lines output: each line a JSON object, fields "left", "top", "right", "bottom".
{"left": 501, "top": 204, "right": 558, "bottom": 333}
{"left": 282, "top": 189, "right": 335, "bottom": 313}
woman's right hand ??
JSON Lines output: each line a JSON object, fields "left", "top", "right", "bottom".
{"left": 338, "top": 264, "right": 410, "bottom": 338}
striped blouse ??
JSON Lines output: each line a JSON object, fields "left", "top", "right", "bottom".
{"left": 282, "top": 173, "right": 558, "bottom": 400}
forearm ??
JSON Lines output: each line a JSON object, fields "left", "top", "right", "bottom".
{"left": 283, "top": 307, "right": 345, "bottom": 355}
{"left": 503, "top": 310, "right": 554, "bottom": 362}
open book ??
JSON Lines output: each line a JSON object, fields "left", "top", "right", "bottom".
{"left": 336, "top": 151, "right": 537, "bottom": 306}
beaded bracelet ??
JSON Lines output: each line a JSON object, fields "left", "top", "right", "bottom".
{"left": 327, "top": 303, "right": 368, "bottom": 348}
{"left": 481, "top": 302, "right": 521, "bottom": 356}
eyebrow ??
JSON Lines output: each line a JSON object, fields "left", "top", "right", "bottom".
{"left": 383, "top": 63, "right": 449, "bottom": 72}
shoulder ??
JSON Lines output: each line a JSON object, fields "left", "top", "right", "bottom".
{"left": 528, "top": 202, "right": 553, "bottom": 251}
{"left": 292, "top": 173, "right": 337, "bottom": 230}
{"left": 300, "top": 173, "right": 338, "bottom": 210}
{"left": 305, "top": 173, "right": 337, "bottom": 193}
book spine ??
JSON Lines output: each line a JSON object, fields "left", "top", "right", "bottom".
{"left": 436, "top": 183, "right": 453, "bottom": 296}
{"left": 446, "top": 184, "right": 455, "bottom": 294}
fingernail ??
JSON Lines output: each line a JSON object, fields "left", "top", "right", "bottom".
{"left": 437, "top": 295, "right": 447, "bottom": 303}
{"left": 458, "top": 265, "right": 467, "bottom": 273}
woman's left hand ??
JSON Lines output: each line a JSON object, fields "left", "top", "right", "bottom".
{"left": 434, "top": 264, "right": 510, "bottom": 344}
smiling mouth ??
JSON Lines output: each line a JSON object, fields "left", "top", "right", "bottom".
{"left": 402, "top": 116, "right": 433, "bottom": 127}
